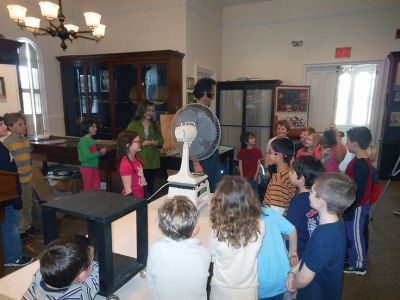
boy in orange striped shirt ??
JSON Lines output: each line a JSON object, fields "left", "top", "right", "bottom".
{"left": 263, "top": 137, "right": 296, "bottom": 215}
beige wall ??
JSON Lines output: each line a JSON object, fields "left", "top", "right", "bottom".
{"left": 222, "top": 0, "right": 400, "bottom": 83}
{"left": 185, "top": 0, "right": 223, "bottom": 97}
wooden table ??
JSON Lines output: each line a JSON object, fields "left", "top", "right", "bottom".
{"left": 30, "top": 136, "right": 117, "bottom": 192}
{"left": 31, "top": 136, "right": 235, "bottom": 192}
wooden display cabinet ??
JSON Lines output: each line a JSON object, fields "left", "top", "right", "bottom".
{"left": 57, "top": 50, "right": 184, "bottom": 139}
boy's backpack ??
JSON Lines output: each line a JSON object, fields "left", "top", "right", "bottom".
{"left": 369, "top": 166, "right": 382, "bottom": 205}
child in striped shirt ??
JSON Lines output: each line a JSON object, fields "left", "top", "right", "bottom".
{"left": 263, "top": 137, "right": 296, "bottom": 215}
{"left": 23, "top": 235, "right": 100, "bottom": 300}
{"left": 4, "top": 112, "right": 38, "bottom": 244}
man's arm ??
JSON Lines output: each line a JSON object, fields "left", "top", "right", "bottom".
{"left": 192, "top": 159, "right": 204, "bottom": 173}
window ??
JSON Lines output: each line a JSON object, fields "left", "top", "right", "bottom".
{"left": 17, "top": 38, "right": 48, "bottom": 136}
{"left": 305, "top": 63, "right": 378, "bottom": 133}
{"left": 335, "top": 64, "right": 377, "bottom": 127}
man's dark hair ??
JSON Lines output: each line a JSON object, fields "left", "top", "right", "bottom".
{"left": 271, "top": 137, "right": 294, "bottom": 164}
{"left": 80, "top": 118, "right": 96, "bottom": 135}
{"left": 346, "top": 126, "right": 371, "bottom": 150}
{"left": 292, "top": 156, "right": 324, "bottom": 189}
{"left": 40, "top": 235, "right": 93, "bottom": 288}
{"left": 193, "top": 77, "right": 216, "bottom": 99}
{"left": 0, "top": 115, "right": 4, "bottom": 122}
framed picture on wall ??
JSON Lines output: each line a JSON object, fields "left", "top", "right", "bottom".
{"left": 0, "top": 77, "right": 6, "bottom": 101}
{"left": 273, "top": 85, "right": 310, "bottom": 137}
{"left": 186, "top": 77, "right": 194, "bottom": 90}
{"left": 187, "top": 92, "right": 194, "bottom": 104}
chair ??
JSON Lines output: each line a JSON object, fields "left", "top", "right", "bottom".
{"left": 31, "top": 165, "right": 57, "bottom": 204}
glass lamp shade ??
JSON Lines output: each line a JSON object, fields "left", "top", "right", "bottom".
{"left": 25, "top": 17, "right": 41, "bottom": 31}
{"left": 7, "top": 5, "right": 27, "bottom": 22}
{"left": 65, "top": 24, "right": 79, "bottom": 33}
{"left": 84, "top": 12, "right": 101, "bottom": 28}
{"left": 92, "top": 24, "right": 106, "bottom": 38}
{"left": 39, "top": 1, "right": 59, "bottom": 20}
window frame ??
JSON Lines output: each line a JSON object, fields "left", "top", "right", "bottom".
{"left": 17, "top": 37, "right": 48, "bottom": 136}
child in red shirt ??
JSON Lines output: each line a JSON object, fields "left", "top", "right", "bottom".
{"left": 237, "top": 132, "right": 263, "bottom": 194}
{"left": 117, "top": 130, "right": 147, "bottom": 198}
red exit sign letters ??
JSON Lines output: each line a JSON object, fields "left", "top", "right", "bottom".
{"left": 335, "top": 47, "right": 351, "bottom": 58}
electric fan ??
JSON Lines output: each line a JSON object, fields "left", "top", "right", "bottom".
{"left": 167, "top": 103, "right": 221, "bottom": 208}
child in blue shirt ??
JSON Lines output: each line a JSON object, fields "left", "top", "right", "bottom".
{"left": 287, "top": 156, "right": 324, "bottom": 259}
{"left": 286, "top": 173, "right": 356, "bottom": 300}
{"left": 258, "top": 206, "right": 298, "bottom": 300}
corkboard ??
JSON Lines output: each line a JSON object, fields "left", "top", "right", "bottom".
{"left": 160, "top": 114, "right": 175, "bottom": 152}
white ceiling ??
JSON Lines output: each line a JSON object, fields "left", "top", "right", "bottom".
{"left": 216, "top": 0, "right": 272, "bottom": 6}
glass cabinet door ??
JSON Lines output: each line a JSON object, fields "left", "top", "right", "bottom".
{"left": 114, "top": 64, "right": 138, "bottom": 131}
{"left": 219, "top": 89, "right": 244, "bottom": 157}
{"left": 61, "top": 65, "right": 85, "bottom": 136}
{"left": 87, "top": 65, "right": 111, "bottom": 139}
{"left": 141, "top": 64, "right": 168, "bottom": 120}
{"left": 245, "top": 89, "right": 273, "bottom": 153}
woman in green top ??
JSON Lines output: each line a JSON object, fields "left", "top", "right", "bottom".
{"left": 127, "top": 101, "right": 164, "bottom": 198}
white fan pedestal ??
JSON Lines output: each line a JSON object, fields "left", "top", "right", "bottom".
{"left": 167, "top": 176, "right": 210, "bottom": 209}
{"left": 167, "top": 135, "right": 211, "bottom": 208}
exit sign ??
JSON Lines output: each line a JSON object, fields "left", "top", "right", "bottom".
{"left": 335, "top": 47, "right": 351, "bottom": 58}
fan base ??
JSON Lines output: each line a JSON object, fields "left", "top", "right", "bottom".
{"left": 167, "top": 178, "right": 210, "bottom": 209}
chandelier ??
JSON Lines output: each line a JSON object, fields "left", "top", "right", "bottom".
{"left": 7, "top": 0, "right": 106, "bottom": 50}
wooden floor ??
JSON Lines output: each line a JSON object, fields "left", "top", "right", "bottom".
{"left": 3, "top": 178, "right": 400, "bottom": 300}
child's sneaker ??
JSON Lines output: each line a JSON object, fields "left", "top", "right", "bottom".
{"left": 4, "top": 256, "right": 33, "bottom": 267}
{"left": 343, "top": 266, "right": 366, "bottom": 275}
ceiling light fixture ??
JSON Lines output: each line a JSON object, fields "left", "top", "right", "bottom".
{"left": 7, "top": 0, "right": 106, "bottom": 50}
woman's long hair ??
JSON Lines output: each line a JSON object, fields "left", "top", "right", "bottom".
{"left": 133, "top": 101, "right": 154, "bottom": 121}
{"left": 132, "top": 101, "right": 160, "bottom": 134}
{"left": 210, "top": 175, "right": 261, "bottom": 248}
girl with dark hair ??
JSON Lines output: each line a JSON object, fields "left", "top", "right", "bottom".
{"left": 77, "top": 119, "right": 107, "bottom": 192}
{"left": 117, "top": 130, "right": 146, "bottom": 198}
{"left": 126, "top": 101, "right": 164, "bottom": 198}
{"left": 320, "top": 127, "right": 346, "bottom": 172}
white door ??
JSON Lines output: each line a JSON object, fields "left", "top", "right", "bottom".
{"left": 304, "top": 65, "right": 338, "bottom": 132}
